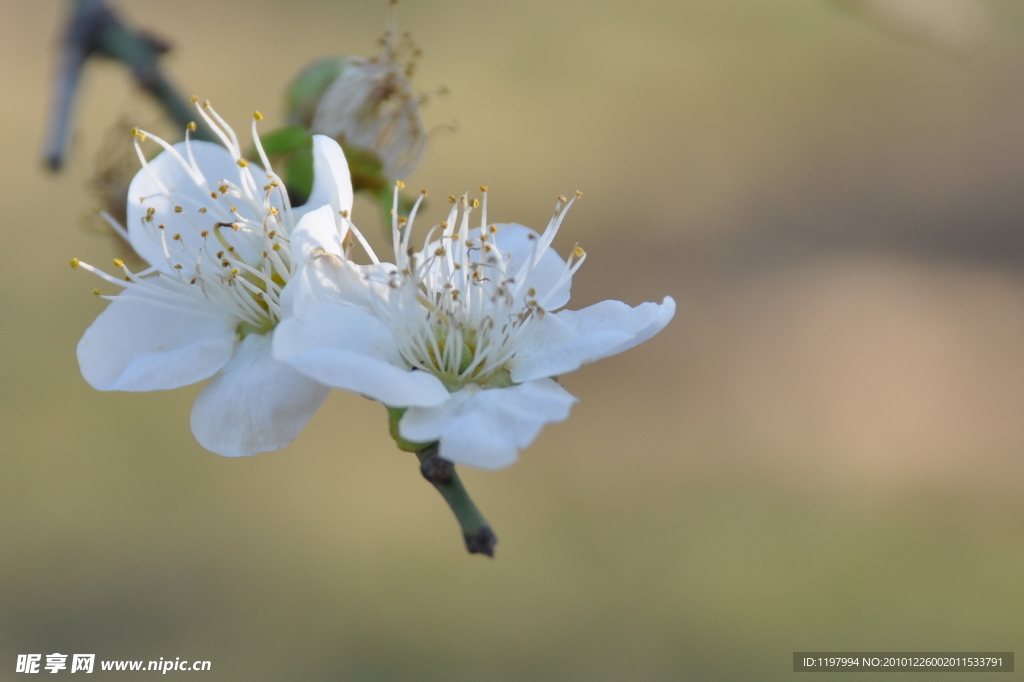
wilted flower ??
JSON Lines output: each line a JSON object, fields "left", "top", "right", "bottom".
{"left": 305, "top": 14, "right": 430, "bottom": 180}
{"left": 73, "top": 101, "right": 354, "bottom": 457}
{"left": 274, "top": 188, "right": 676, "bottom": 469}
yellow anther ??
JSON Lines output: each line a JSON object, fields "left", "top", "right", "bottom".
{"left": 447, "top": 195, "right": 456, "bottom": 203}
{"left": 174, "top": 264, "right": 183, "bottom": 270}
{"left": 237, "top": 159, "right": 249, "bottom": 167}
{"left": 573, "top": 246, "right": 584, "bottom": 258}
{"left": 557, "top": 195, "right": 567, "bottom": 202}
{"left": 421, "top": 189, "right": 429, "bottom": 195}
{"left": 92, "top": 288, "right": 101, "bottom": 296}
{"left": 230, "top": 268, "right": 240, "bottom": 275}
{"left": 340, "top": 210, "right": 349, "bottom": 218}
{"left": 272, "top": 243, "right": 282, "bottom": 251}
{"left": 200, "top": 230, "right": 209, "bottom": 237}
{"left": 489, "top": 225, "right": 498, "bottom": 233}
{"left": 253, "top": 111, "right": 264, "bottom": 120}
{"left": 210, "top": 192, "right": 218, "bottom": 199}
{"left": 187, "top": 122, "right": 197, "bottom": 132}
{"left": 172, "top": 233, "right": 181, "bottom": 240}
{"left": 576, "top": 190, "right": 583, "bottom": 198}
{"left": 130, "top": 127, "right": 140, "bottom": 137}
{"left": 435, "top": 248, "right": 446, "bottom": 256}
{"left": 396, "top": 180, "right": 406, "bottom": 189}
{"left": 218, "top": 184, "right": 229, "bottom": 193}
{"left": 157, "top": 224, "right": 165, "bottom": 229}
{"left": 202, "top": 100, "right": 211, "bottom": 108}
{"left": 69, "top": 258, "right": 80, "bottom": 268}
{"left": 480, "top": 185, "right": 488, "bottom": 192}
{"left": 113, "top": 258, "right": 124, "bottom": 267}
{"left": 189, "top": 95, "right": 199, "bottom": 103}
{"left": 440, "top": 221, "right": 448, "bottom": 228}
{"left": 399, "top": 217, "right": 408, "bottom": 225}
{"left": 174, "top": 206, "right": 183, "bottom": 213}
{"left": 198, "top": 207, "right": 207, "bottom": 213}
{"left": 146, "top": 207, "right": 155, "bottom": 215}
{"left": 217, "top": 251, "right": 224, "bottom": 258}
{"left": 230, "top": 206, "right": 238, "bottom": 212}
{"left": 472, "top": 199, "right": 480, "bottom": 208}
{"left": 268, "top": 230, "right": 277, "bottom": 239}
{"left": 268, "top": 207, "right": 279, "bottom": 215}
{"left": 528, "top": 287, "right": 536, "bottom": 296}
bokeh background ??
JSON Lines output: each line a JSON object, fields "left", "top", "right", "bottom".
{"left": 3, "top": 0, "right": 1024, "bottom": 679}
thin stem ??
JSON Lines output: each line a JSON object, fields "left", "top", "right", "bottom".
{"left": 416, "top": 444, "right": 497, "bottom": 557}
{"left": 44, "top": 0, "right": 212, "bottom": 170}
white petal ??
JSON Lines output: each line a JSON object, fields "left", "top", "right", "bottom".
{"left": 492, "top": 223, "right": 573, "bottom": 310}
{"left": 77, "top": 287, "right": 236, "bottom": 391}
{"left": 419, "top": 223, "right": 573, "bottom": 310}
{"left": 293, "top": 135, "right": 353, "bottom": 221}
{"left": 290, "top": 204, "right": 345, "bottom": 261}
{"left": 273, "top": 303, "right": 450, "bottom": 407}
{"left": 190, "top": 333, "right": 330, "bottom": 457}
{"left": 510, "top": 296, "right": 676, "bottom": 383}
{"left": 280, "top": 257, "right": 391, "bottom": 317}
{"left": 399, "top": 379, "right": 578, "bottom": 470}
{"left": 127, "top": 141, "right": 261, "bottom": 270}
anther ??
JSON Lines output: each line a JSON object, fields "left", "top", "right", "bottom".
{"left": 472, "top": 199, "right": 480, "bottom": 208}
{"left": 253, "top": 111, "right": 263, "bottom": 120}
{"left": 69, "top": 258, "right": 80, "bottom": 268}
{"left": 200, "top": 230, "right": 209, "bottom": 237}
{"left": 272, "top": 244, "right": 282, "bottom": 251}
{"left": 219, "top": 184, "right": 229, "bottom": 193}
{"left": 576, "top": 190, "right": 583, "bottom": 198}
{"left": 421, "top": 189, "right": 428, "bottom": 195}
{"left": 92, "top": 288, "right": 101, "bottom": 296}
{"left": 172, "top": 234, "right": 182, "bottom": 240}
{"left": 237, "top": 159, "right": 249, "bottom": 167}
{"left": 268, "top": 207, "right": 279, "bottom": 215}
{"left": 210, "top": 192, "right": 218, "bottom": 199}
{"left": 198, "top": 207, "right": 207, "bottom": 213}
{"left": 174, "top": 206, "right": 183, "bottom": 213}
{"left": 489, "top": 225, "right": 498, "bottom": 233}
{"left": 396, "top": 180, "right": 405, "bottom": 189}
{"left": 230, "top": 268, "right": 240, "bottom": 275}
{"left": 340, "top": 210, "right": 349, "bottom": 218}
{"left": 573, "top": 246, "right": 585, "bottom": 258}
{"left": 189, "top": 95, "right": 199, "bottom": 103}
{"left": 447, "top": 195, "right": 456, "bottom": 203}
{"left": 268, "top": 230, "right": 277, "bottom": 238}
{"left": 557, "top": 195, "right": 567, "bottom": 202}
{"left": 187, "top": 122, "right": 197, "bottom": 132}
{"left": 113, "top": 259, "right": 124, "bottom": 268}
{"left": 174, "top": 264, "right": 183, "bottom": 270}
{"left": 480, "top": 185, "right": 489, "bottom": 192}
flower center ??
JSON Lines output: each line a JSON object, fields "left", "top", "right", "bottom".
{"left": 364, "top": 187, "right": 586, "bottom": 391}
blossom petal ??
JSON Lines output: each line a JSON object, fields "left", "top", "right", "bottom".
{"left": 290, "top": 204, "right": 345, "bottom": 262}
{"left": 491, "top": 223, "right": 573, "bottom": 309}
{"left": 293, "top": 135, "right": 353, "bottom": 221}
{"left": 190, "top": 333, "right": 330, "bottom": 457}
{"left": 77, "top": 288, "right": 236, "bottom": 391}
{"left": 280, "top": 256, "right": 392, "bottom": 318}
{"left": 127, "top": 140, "right": 260, "bottom": 270}
{"left": 509, "top": 296, "right": 676, "bottom": 383}
{"left": 399, "top": 379, "right": 577, "bottom": 470}
{"left": 273, "top": 302, "right": 450, "bottom": 407}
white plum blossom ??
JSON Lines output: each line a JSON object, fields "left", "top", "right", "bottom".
{"left": 274, "top": 188, "right": 675, "bottom": 470}
{"left": 74, "top": 101, "right": 354, "bottom": 457}
{"left": 309, "top": 16, "right": 429, "bottom": 179}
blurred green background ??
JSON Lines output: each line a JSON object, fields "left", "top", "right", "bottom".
{"left": 3, "top": 0, "right": 1024, "bottom": 679}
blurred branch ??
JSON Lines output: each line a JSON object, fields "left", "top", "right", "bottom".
{"left": 44, "top": 0, "right": 211, "bottom": 171}
{"left": 417, "top": 444, "right": 498, "bottom": 557}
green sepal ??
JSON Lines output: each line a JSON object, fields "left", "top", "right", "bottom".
{"left": 286, "top": 57, "right": 347, "bottom": 128}
{"left": 386, "top": 406, "right": 434, "bottom": 453}
{"left": 257, "top": 125, "right": 313, "bottom": 157}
